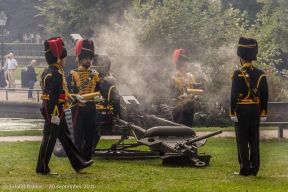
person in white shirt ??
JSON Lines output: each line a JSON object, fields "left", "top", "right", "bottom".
{"left": 7, "top": 53, "right": 18, "bottom": 90}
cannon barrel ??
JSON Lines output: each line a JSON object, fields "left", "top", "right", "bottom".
{"left": 116, "top": 118, "right": 147, "bottom": 139}
{"left": 185, "top": 130, "right": 222, "bottom": 145}
{"left": 69, "top": 34, "right": 83, "bottom": 45}
{"left": 144, "top": 115, "right": 188, "bottom": 127}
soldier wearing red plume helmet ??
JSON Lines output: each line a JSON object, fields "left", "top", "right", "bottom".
{"left": 66, "top": 39, "right": 101, "bottom": 161}
{"left": 36, "top": 37, "right": 94, "bottom": 175}
{"left": 230, "top": 37, "right": 268, "bottom": 176}
{"left": 170, "top": 49, "right": 199, "bottom": 127}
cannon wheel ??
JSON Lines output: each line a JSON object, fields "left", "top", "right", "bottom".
{"left": 93, "top": 149, "right": 161, "bottom": 159}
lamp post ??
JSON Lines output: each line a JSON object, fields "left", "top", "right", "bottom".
{"left": 0, "top": 11, "right": 7, "bottom": 69}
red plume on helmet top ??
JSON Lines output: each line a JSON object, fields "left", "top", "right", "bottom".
{"left": 74, "top": 39, "right": 95, "bottom": 60}
{"left": 173, "top": 49, "right": 190, "bottom": 69}
{"left": 74, "top": 39, "right": 84, "bottom": 57}
{"left": 44, "top": 37, "right": 67, "bottom": 64}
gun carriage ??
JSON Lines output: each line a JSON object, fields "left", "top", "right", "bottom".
{"left": 94, "top": 114, "right": 222, "bottom": 167}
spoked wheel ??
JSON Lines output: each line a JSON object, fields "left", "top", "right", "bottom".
{"left": 93, "top": 149, "right": 161, "bottom": 159}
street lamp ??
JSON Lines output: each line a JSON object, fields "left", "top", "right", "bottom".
{"left": 0, "top": 11, "right": 7, "bottom": 68}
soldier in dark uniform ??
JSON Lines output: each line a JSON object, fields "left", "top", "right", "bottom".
{"left": 170, "top": 49, "right": 198, "bottom": 127}
{"left": 66, "top": 39, "right": 100, "bottom": 161}
{"left": 92, "top": 55, "right": 121, "bottom": 149}
{"left": 230, "top": 37, "right": 268, "bottom": 176}
{"left": 36, "top": 37, "right": 94, "bottom": 175}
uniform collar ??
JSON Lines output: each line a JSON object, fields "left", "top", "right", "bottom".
{"left": 78, "top": 66, "right": 90, "bottom": 72}
{"left": 176, "top": 71, "right": 186, "bottom": 77}
{"left": 49, "top": 63, "right": 61, "bottom": 69}
{"left": 242, "top": 63, "right": 253, "bottom": 68}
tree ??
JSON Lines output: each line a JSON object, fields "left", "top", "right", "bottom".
{"left": 101, "top": 0, "right": 252, "bottom": 126}
{"left": 35, "top": 0, "right": 133, "bottom": 47}
{"left": 0, "top": 0, "right": 44, "bottom": 42}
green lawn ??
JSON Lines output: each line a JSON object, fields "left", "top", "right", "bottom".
{"left": 0, "top": 138, "right": 288, "bottom": 191}
{"left": 0, "top": 126, "right": 278, "bottom": 137}
{"left": 14, "top": 66, "right": 46, "bottom": 81}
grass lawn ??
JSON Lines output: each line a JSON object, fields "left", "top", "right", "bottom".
{"left": 0, "top": 126, "right": 279, "bottom": 137}
{"left": 0, "top": 138, "right": 288, "bottom": 191}
{"left": 14, "top": 66, "right": 46, "bottom": 81}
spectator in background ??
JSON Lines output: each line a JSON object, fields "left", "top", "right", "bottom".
{"left": 7, "top": 53, "right": 18, "bottom": 90}
{"left": 27, "top": 59, "right": 39, "bottom": 99}
{"left": 30, "top": 33, "right": 34, "bottom": 43}
{"left": 3, "top": 54, "right": 9, "bottom": 83}
{"left": 36, "top": 33, "right": 41, "bottom": 43}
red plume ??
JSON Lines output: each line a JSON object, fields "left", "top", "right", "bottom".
{"left": 74, "top": 39, "right": 84, "bottom": 56}
{"left": 48, "top": 38, "right": 63, "bottom": 58}
{"left": 173, "top": 49, "right": 185, "bottom": 64}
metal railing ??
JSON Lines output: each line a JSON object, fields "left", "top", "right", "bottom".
{"left": 0, "top": 88, "right": 42, "bottom": 102}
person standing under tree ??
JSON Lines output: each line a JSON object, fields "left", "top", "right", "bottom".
{"left": 27, "top": 59, "right": 39, "bottom": 99}
{"left": 230, "top": 37, "right": 268, "bottom": 176}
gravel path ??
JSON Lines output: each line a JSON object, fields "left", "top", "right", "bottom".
{"left": 0, "top": 81, "right": 41, "bottom": 102}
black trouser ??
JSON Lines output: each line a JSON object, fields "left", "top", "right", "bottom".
{"left": 234, "top": 104, "right": 260, "bottom": 176}
{"left": 93, "top": 124, "right": 101, "bottom": 149}
{"left": 72, "top": 102, "right": 96, "bottom": 161}
{"left": 172, "top": 101, "right": 195, "bottom": 127}
{"left": 36, "top": 101, "right": 85, "bottom": 174}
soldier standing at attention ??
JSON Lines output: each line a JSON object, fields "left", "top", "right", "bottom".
{"left": 36, "top": 37, "right": 94, "bottom": 175}
{"left": 170, "top": 49, "right": 198, "bottom": 127}
{"left": 66, "top": 39, "right": 100, "bottom": 161}
{"left": 230, "top": 37, "right": 268, "bottom": 176}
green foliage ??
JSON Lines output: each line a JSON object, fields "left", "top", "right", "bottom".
{"left": 103, "top": 0, "right": 261, "bottom": 127}
{"left": 0, "top": 0, "right": 44, "bottom": 42}
{"left": 249, "top": 0, "right": 288, "bottom": 64}
{"left": 35, "top": 0, "right": 132, "bottom": 46}
{"left": 123, "top": 0, "right": 239, "bottom": 54}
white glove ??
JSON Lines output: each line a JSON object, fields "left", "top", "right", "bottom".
{"left": 260, "top": 117, "right": 267, "bottom": 122}
{"left": 231, "top": 116, "right": 238, "bottom": 122}
{"left": 75, "top": 94, "right": 87, "bottom": 103}
{"left": 94, "top": 96, "right": 103, "bottom": 103}
{"left": 51, "top": 116, "right": 60, "bottom": 125}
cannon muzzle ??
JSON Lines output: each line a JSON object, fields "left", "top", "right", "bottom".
{"left": 185, "top": 130, "right": 222, "bottom": 145}
{"left": 69, "top": 34, "right": 83, "bottom": 46}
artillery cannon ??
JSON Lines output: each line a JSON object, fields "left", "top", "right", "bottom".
{"left": 94, "top": 115, "right": 222, "bottom": 167}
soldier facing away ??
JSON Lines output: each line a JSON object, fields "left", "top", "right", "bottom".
{"left": 230, "top": 37, "right": 268, "bottom": 176}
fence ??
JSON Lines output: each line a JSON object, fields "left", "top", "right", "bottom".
{"left": 1, "top": 43, "right": 46, "bottom": 65}
{"left": 0, "top": 88, "right": 42, "bottom": 102}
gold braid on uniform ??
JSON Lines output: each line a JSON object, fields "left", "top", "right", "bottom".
{"left": 71, "top": 66, "right": 100, "bottom": 94}
{"left": 171, "top": 71, "right": 196, "bottom": 108}
{"left": 173, "top": 71, "right": 195, "bottom": 91}
{"left": 58, "top": 68, "right": 70, "bottom": 108}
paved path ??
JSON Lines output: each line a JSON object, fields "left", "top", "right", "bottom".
{"left": 0, "top": 130, "right": 287, "bottom": 142}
